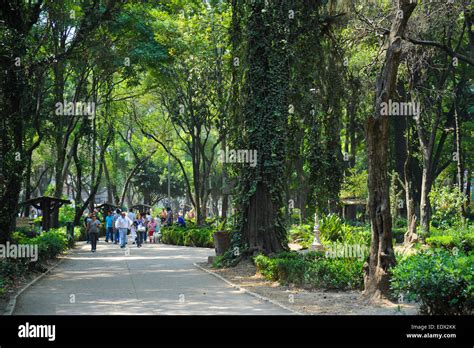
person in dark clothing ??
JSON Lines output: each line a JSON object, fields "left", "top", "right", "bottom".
{"left": 84, "top": 213, "right": 93, "bottom": 244}
{"left": 166, "top": 207, "right": 174, "bottom": 226}
{"left": 86, "top": 215, "right": 101, "bottom": 252}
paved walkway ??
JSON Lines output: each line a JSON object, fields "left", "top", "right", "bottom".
{"left": 13, "top": 240, "right": 290, "bottom": 315}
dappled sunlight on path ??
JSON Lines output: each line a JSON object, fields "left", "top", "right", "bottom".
{"left": 14, "top": 241, "right": 291, "bottom": 315}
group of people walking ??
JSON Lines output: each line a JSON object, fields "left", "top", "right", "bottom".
{"left": 84, "top": 207, "right": 178, "bottom": 252}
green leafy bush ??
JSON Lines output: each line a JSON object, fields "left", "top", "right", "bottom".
{"left": 59, "top": 205, "right": 75, "bottom": 225}
{"left": 288, "top": 224, "right": 313, "bottom": 249}
{"left": 254, "top": 251, "right": 364, "bottom": 290}
{"left": 429, "top": 185, "right": 466, "bottom": 228}
{"left": 288, "top": 220, "right": 371, "bottom": 250}
{"left": 304, "top": 257, "right": 364, "bottom": 290}
{"left": 319, "top": 214, "right": 344, "bottom": 242}
{"left": 392, "top": 228, "right": 405, "bottom": 243}
{"left": 427, "top": 225, "right": 474, "bottom": 253}
{"left": 254, "top": 254, "right": 279, "bottom": 281}
{"left": 340, "top": 168, "right": 368, "bottom": 200}
{"left": 390, "top": 250, "right": 473, "bottom": 315}
{"left": 426, "top": 235, "right": 457, "bottom": 250}
{"left": 161, "top": 225, "right": 215, "bottom": 248}
{"left": 1, "top": 228, "right": 72, "bottom": 296}
{"left": 21, "top": 228, "right": 68, "bottom": 263}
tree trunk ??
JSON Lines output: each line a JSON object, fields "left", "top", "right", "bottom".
{"left": 242, "top": 183, "right": 286, "bottom": 254}
{"left": 236, "top": 0, "right": 288, "bottom": 255}
{"left": 403, "top": 124, "right": 418, "bottom": 245}
{"left": 364, "top": 0, "right": 416, "bottom": 299}
{"left": 419, "top": 162, "right": 432, "bottom": 235}
{"left": 104, "top": 160, "right": 114, "bottom": 203}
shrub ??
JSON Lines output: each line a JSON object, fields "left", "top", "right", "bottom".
{"left": 275, "top": 256, "right": 307, "bottom": 286}
{"left": 429, "top": 185, "right": 466, "bottom": 228}
{"left": 393, "top": 217, "right": 408, "bottom": 229}
{"left": 427, "top": 225, "right": 474, "bottom": 253}
{"left": 390, "top": 250, "right": 473, "bottom": 315}
{"left": 426, "top": 235, "right": 457, "bottom": 250}
{"left": 212, "top": 255, "right": 225, "bottom": 268}
{"left": 254, "top": 254, "right": 278, "bottom": 281}
{"left": 58, "top": 204, "right": 75, "bottom": 225}
{"left": 0, "top": 228, "right": 70, "bottom": 296}
{"left": 304, "top": 257, "right": 364, "bottom": 290}
{"left": 29, "top": 228, "right": 68, "bottom": 262}
{"left": 11, "top": 231, "right": 30, "bottom": 245}
{"left": 254, "top": 251, "right": 364, "bottom": 290}
{"left": 319, "top": 214, "right": 344, "bottom": 242}
{"left": 288, "top": 224, "right": 313, "bottom": 249}
{"left": 161, "top": 225, "right": 215, "bottom": 248}
{"left": 392, "top": 228, "right": 405, "bottom": 243}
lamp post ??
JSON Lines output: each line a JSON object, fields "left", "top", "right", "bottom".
{"left": 312, "top": 212, "right": 324, "bottom": 251}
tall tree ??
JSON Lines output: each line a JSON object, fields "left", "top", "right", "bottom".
{"left": 232, "top": 0, "right": 289, "bottom": 255}
{"left": 364, "top": 0, "right": 416, "bottom": 299}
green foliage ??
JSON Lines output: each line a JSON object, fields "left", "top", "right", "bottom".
{"left": 230, "top": 0, "right": 290, "bottom": 254}
{"left": 304, "top": 257, "right": 364, "bottom": 290}
{"left": 28, "top": 229, "right": 69, "bottom": 262}
{"left": 390, "top": 250, "right": 473, "bottom": 315}
{"left": 59, "top": 205, "right": 75, "bottom": 225}
{"left": 0, "top": 228, "right": 70, "bottom": 295}
{"left": 340, "top": 168, "right": 368, "bottom": 199}
{"left": 288, "top": 224, "right": 313, "bottom": 249}
{"left": 254, "top": 251, "right": 364, "bottom": 290}
{"left": 11, "top": 231, "right": 30, "bottom": 245}
{"left": 319, "top": 215, "right": 371, "bottom": 247}
{"left": 392, "top": 228, "right": 406, "bottom": 243}
{"left": 212, "top": 255, "right": 225, "bottom": 269}
{"left": 429, "top": 185, "right": 466, "bottom": 228}
{"left": 288, "top": 218, "right": 371, "bottom": 250}
{"left": 393, "top": 217, "right": 407, "bottom": 228}
{"left": 427, "top": 225, "right": 474, "bottom": 253}
{"left": 161, "top": 225, "right": 216, "bottom": 248}
{"left": 319, "top": 214, "right": 344, "bottom": 242}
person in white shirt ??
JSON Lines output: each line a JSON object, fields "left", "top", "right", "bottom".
{"left": 115, "top": 211, "right": 132, "bottom": 248}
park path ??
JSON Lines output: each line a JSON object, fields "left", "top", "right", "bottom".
{"left": 13, "top": 240, "right": 290, "bottom": 315}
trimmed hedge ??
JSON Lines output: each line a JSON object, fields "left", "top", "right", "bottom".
{"left": 390, "top": 249, "right": 473, "bottom": 315}
{"left": 426, "top": 226, "right": 474, "bottom": 253}
{"left": 254, "top": 251, "right": 364, "bottom": 290}
{"left": 161, "top": 225, "right": 216, "bottom": 248}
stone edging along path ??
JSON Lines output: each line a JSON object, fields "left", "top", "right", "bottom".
{"left": 193, "top": 262, "right": 302, "bottom": 315}
{"left": 3, "top": 256, "right": 66, "bottom": 315}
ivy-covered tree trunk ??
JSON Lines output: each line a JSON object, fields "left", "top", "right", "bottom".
{"left": 364, "top": 0, "right": 416, "bottom": 299}
{"left": 236, "top": 0, "right": 289, "bottom": 255}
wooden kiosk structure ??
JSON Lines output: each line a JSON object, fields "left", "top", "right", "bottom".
{"left": 95, "top": 202, "right": 119, "bottom": 216}
{"left": 341, "top": 198, "right": 367, "bottom": 222}
{"left": 22, "top": 196, "right": 71, "bottom": 231}
{"left": 131, "top": 204, "right": 152, "bottom": 215}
